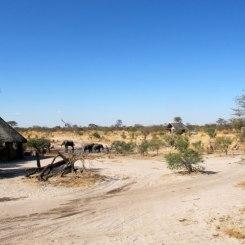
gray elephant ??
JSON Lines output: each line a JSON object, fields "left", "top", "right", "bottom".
{"left": 61, "top": 140, "right": 75, "bottom": 152}
{"left": 93, "top": 144, "right": 104, "bottom": 153}
{"left": 83, "top": 143, "right": 95, "bottom": 153}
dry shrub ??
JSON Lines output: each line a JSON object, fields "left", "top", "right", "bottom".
{"left": 235, "top": 180, "right": 245, "bottom": 189}
{"left": 239, "top": 208, "right": 245, "bottom": 216}
{"left": 26, "top": 170, "right": 107, "bottom": 188}
{"left": 224, "top": 228, "right": 245, "bottom": 240}
{"left": 49, "top": 171, "right": 107, "bottom": 188}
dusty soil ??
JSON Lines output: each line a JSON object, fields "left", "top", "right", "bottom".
{"left": 0, "top": 155, "right": 244, "bottom": 244}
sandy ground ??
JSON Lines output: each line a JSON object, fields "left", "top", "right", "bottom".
{"left": 0, "top": 154, "right": 244, "bottom": 245}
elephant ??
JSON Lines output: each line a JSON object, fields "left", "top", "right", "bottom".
{"left": 83, "top": 143, "right": 95, "bottom": 153}
{"left": 61, "top": 140, "right": 75, "bottom": 152}
{"left": 93, "top": 144, "right": 104, "bottom": 153}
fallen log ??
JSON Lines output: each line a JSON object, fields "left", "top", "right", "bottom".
{"left": 25, "top": 152, "right": 85, "bottom": 181}
{"left": 38, "top": 159, "right": 68, "bottom": 181}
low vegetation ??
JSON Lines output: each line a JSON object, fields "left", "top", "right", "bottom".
{"left": 27, "top": 137, "right": 51, "bottom": 152}
{"left": 111, "top": 141, "right": 136, "bottom": 154}
{"left": 215, "top": 137, "right": 233, "bottom": 155}
{"left": 205, "top": 127, "right": 217, "bottom": 138}
{"left": 224, "top": 228, "right": 245, "bottom": 240}
{"left": 92, "top": 131, "right": 101, "bottom": 139}
{"left": 27, "top": 137, "right": 51, "bottom": 168}
{"left": 138, "top": 140, "right": 150, "bottom": 156}
{"left": 149, "top": 138, "right": 163, "bottom": 155}
{"left": 165, "top": 136, "right": 203, "bottom": 173}
{"left": 192, "top": 141, "right": 204, "bottom": 153}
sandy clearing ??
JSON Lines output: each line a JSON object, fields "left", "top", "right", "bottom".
{"left": 0, "top": 155, "right": 244, "bottom": 244}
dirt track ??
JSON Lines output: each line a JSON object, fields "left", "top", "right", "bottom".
{"left": 0, "top": 155, "right": 244, "bottom": 244}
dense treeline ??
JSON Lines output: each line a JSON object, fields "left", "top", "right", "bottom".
{"left": 10, "top": 93, "right": 245, "bottom": 134}
{"left": 16, "top": 119, "right": 244, "bottom": 133}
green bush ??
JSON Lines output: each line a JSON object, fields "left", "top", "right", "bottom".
{"left": 138, "top": 140, "right": 150, "bottom": 156}
{"left": 164, "top": 134, "right": 178, "bottom": 147}
{"left": 165, "top": 136, "right": 203, "bottom": 173}
{"left": 27, "top": 137, "right": 51, "bottom": 153}
{"left": 173, "top": 136, "right": 189, "bottom": 152}
{"left": 238, "top": 128, "right": 245, "bottom": 143}
{"left": 165, "top": 149, "right": 203, "bottom": 173}
{"left": 149, "top": 138, "right": 163, "bottom": 155}
{"left": 111, "top": 141, "right": 135, "bottom": 154}
{"left": 205, "top": 127, "right": 217, "bottom": 138}
{"left": 215, "top": 137, "right": 232, "bottom": 155}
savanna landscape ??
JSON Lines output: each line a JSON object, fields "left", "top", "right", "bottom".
{"left": 1, "top": 1, "right": 245, "bottom": 244}
{"left": 1, "top": 94, "right": 245, "bottom": 244}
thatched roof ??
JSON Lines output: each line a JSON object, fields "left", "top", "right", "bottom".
{"left": 0, "top": 117, "right": 27, "bottom": 143}
{"left": 167, "top": 122, "right": 188, "bottom": 131}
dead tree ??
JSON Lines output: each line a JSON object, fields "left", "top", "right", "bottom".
{"left": 26, "top": 152, "right": 85, "bottom": 181}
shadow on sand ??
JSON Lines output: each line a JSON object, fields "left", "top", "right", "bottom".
{"left": 177, "top": 169, "right": 219, "bottom": 175}
{"left": 0, "top": 156, "right": 51, "bottom": 179}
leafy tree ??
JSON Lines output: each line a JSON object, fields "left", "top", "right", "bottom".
{"left": 239, "top": 127, "right": 245, "bottom": 143}
{"left": 115, "top": 119, "right": 123, "bottom": 128}
{"left": 174, "top": 116, "right": 183, "bottom": 123}
{"left": 27, "top": 137, "right": 51, "bottom": 153}
{"left": 134, "top": 124, "right": 143, "bottom": 128}
{"left": 149, "top": 138, "right": 163, "bottom": 155}
{"left": 233, "top": 94, "right": 245, "bottom": 117}
{"left": 165, "top": 136, "right": 203, "bottom": 173}
{"left": 205, "top": 127, "right": 217, "bottom": 138}
{"left": 216, "top": 118, "right": 227, "bottom": 126}
{"left": 138, "top": 140, "right": 150, "bottom": 156}
{"left": 7, "top": 121, "right": 18, "bottom": 127}
{"left": 165, "top": 149, "right": 203, "bottom": 173}
{"left": 111, "top": 141, "right": 135, "bottom": 154}
{"left": 230, "top": 118, "right": 245, "bottom": 131}
{"left": 173, "top": 136, "right": 189, "bottom": 152}
{"left": 27, "top": 138, "right": 51, "bottom": 168}
{"left": 215, "top": 137, "right": 232, "bottom": 155}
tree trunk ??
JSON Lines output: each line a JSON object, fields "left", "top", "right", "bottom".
{"left": 183, "top": 160, "right": 193, "bottom": 173}
{"left": 36, "top": 151, "right": 41, "bottom": 169}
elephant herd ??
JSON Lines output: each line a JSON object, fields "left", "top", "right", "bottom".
{"left": 61, "top": 140, "right": 106, "bottom": 153}
{"left": 83, "top": 143, "right": 104, "bottom": 153}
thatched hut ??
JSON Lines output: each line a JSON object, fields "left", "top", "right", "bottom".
{"left": 166, "top": 122, "right": 188, "bottom": 134}
{"left": 0, "top": 117, "right": 27, "bottom": 161}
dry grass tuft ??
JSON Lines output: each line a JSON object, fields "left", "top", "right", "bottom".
{"left": 224, "top": 228, "right": 245, "bottom": 240}
{"left": 235, "top": 180, "right": 245, "bottom": 189}
{"left": 25, "top": 170, "right": 107, "bottom": 188}
{"left": 48, "top": 171, "right": 107, "bottom": 187}
{"left": 49, "top": 171, "right": 107, "bottom": 188}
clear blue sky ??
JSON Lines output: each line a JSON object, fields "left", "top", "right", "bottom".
{"left": 0, "top": 0, "right": 244, "bottom": 127}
